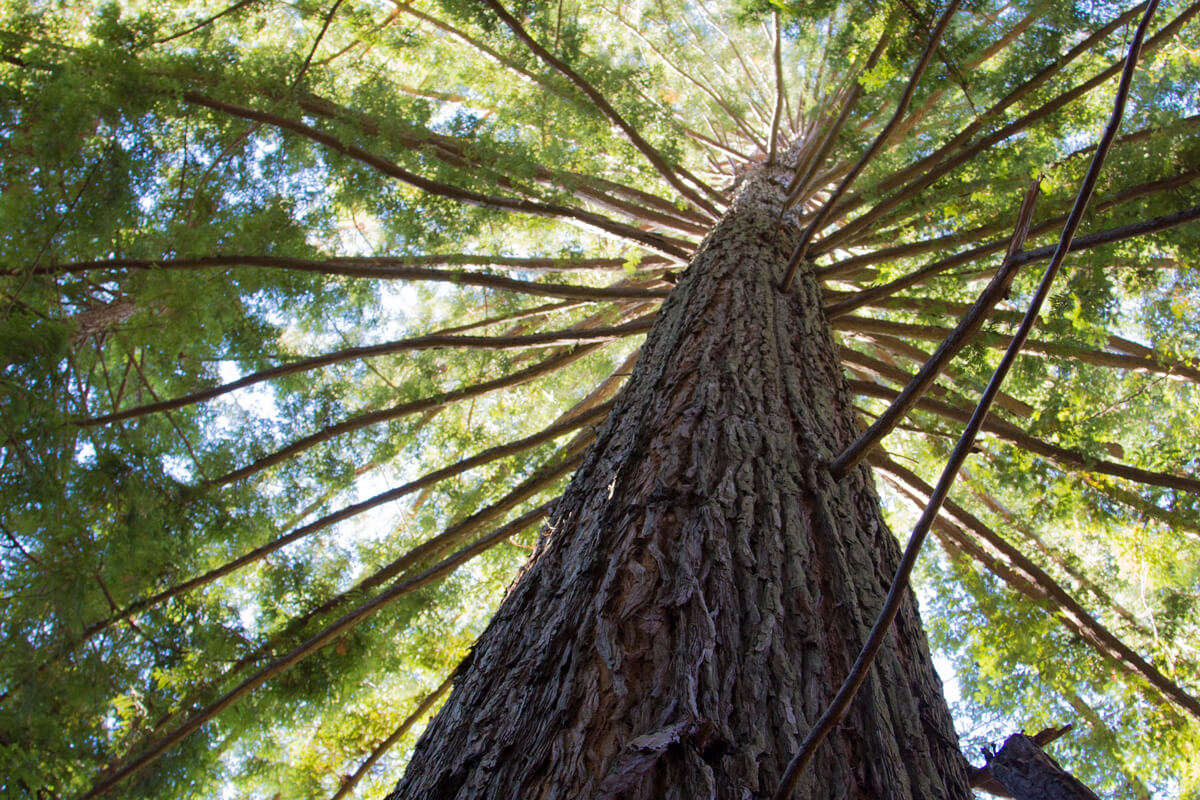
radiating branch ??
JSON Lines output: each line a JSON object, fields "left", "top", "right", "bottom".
{"left": 850, "top": 377, "right": 1200, "bottom": 494}
{"left": 77, "top": 316, "right": 652, "bottom": 429}
{"left": 828, "top": 179, "right": 1038, "bottom": 477}
{"left": 817, "top": 0, "right": 1195, "bottom": 254}
{"left": 78, "top": 499, "right": 558, "bottom": 800}
{"left": 480, "top": 0, "right": 724, "bottom": 217}
{"left": 824, "top": 201, "right": 1200, "bottom": 318}
{"left": 874, "top": 454, "right": 1200, "bottom": 722}
{"left": 962, "top": 471, "right": 1151, "bottom": 636}
{"left": 607, "top": 8, "right": 768, "bottom": 154}
{"left": 77, "top": 402, "right": 610, "bottom": 643}
{"left": 779, "top": 0, "right": 961, "bottom": 290}
{"left": 871, "top": 0, "right": 1150, "bottom": 198}
{"left": 780, "top": 30, "right": 891, "bottom": 212}
{"left": 142, "top": 0, "right": 260, "bottom": 47}
{"left": 182, "top": 92, "right": 693, "bottom": 259}
{"left": 28, "top": 252, "right": 675, "bottom": 279}
{"left": 289, "top": 92, "right": 711, "bottom": 235}
{"left": 329, "top": 671, "right": 455, "bottom": 800}
{"left": 134, "top": 446, "right": 592, "bottom": 747}
{"left": 768, "top": 10, "right": 785, "bottom": 165}
{"left": 207, "top": 333, "right": 629, "bottom": 487}
{"left": 836, "top": 316, "right": 1200, "bottom": 384}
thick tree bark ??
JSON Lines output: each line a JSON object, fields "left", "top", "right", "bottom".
{"left": 388, "top": 167, "right": 971, "bottom": 799}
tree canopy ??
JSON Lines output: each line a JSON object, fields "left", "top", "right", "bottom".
{"left": 1, "top": 0, "right": 1198, "bottom": 797}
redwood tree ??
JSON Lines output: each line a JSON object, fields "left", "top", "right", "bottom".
{"left": 1, "top": 0, "right": 1199, "bottom": 798}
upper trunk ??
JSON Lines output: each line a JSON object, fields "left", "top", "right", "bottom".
{"left": 388, "top": 166, "right": 971, "bottom": 799}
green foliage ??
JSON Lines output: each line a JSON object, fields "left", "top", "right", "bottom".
{"left": 2, "top": 0, "right": 1199, "bottom": 797}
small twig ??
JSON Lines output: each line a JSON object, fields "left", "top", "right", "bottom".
{"left": 142, "top": 0, "right": 260, "bottom": 47}
{"left": 287, "top": 0, "right": 345, "bottom": 95}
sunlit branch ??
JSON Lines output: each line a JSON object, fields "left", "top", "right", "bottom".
{"left": 583, "top": 172, "right": 714, "bottom": 228}
{"left": 207, "top": 329, "right": 637, "bottom": 487}
{"left": 780, "top": 0, "right": 960, "bottom": 290}
{"left": 858, "top": 333, "right": 1038, "bottom": 420}
{"left": 329, "top": 671, "right": 455, "bottom": 800}
{"left": 311, "top": 6, "right": 405, "bottom": 70}
{"left": 684, "top": 126, "right": 755, "bottom": 163}
{"left": 182, "top": 92, "right": 693, "bottom": 259}
{"left": 121, "top": 343, "right": 211, "bottom": 482}
{"left": 268, "top": 447, "right": 589, "bottom": 654}
{"left": 139, "top": 445, "right": 590, "bottom": 745}
{"left": 829, "top": 181, "right": 1038, "bottom": 477}
{"left": 768, "top": 11, "right": 785, "bottom": 165}
{"left": 962, "top": 471, "right": 1151, "bottom": 636}
{"left": 1056, "top": 113, "right": 1200, "bottom": 166}
{"left": 286, "top": 0, "right": 344, "bottom": 95}
{"left": 820, "top": 164, "right": 1200, "bottom": 280}
{"left": 817, "top": 0, "right": 1197, "bottom": 254}
{"left": 859, "top": 161, "right": 1200, "bottom": 258}
{"left": 871, "top": 0, "right": 1149, "bottom": 198}
{"left": 430, "top": 299, "right": 585, "bottom": 336}
{"left": 694, "top": 0, "right": 774, "bottom": 123}
{"left": 290, "top": 93, "right": 711, "bottom": 236}
{"left": 1080, "top": 474, "right": 1200, "bottom": 540}
{"left": 77, "top": 497, "right": 561, "bottom": 800}
{"left": 77, "top": 402, "right": 609, "bottom": 646}
{"left": 285, "top": 362, "right": 622, "bottom": 651}
{"left": 141, "top": 0, "right": 260, "bottom": 47}
{"left": 779, "top": 28, "right": 892, "bottom": 213}
{"left": 30, "top": 252, "right": 675, "bottom": 278}
{"left": 479, "top": 0, "right": 724, "bottom": 217}
{"left": 874, "top": 454, "right": 1200, "bottom": 722}
{"left": 824, "top": 201, "right": 1200, "bottom": 318}
{"left": 607, "top": 9, "right": 769, "bottom": 154}
{"left": 389, "top": 2, "right": 564, "bottom": 99}
{"left": 850, "top": 377, "right": 1200, "bottom": 495}
{"left": 77, "top": 316, "right": 653, "bottom": 430}
{"left": 840, "top": 345, "right": 1035, "bottom": 426}
{"left": 836, "top": 316, "right": 1200, "bottom": 384}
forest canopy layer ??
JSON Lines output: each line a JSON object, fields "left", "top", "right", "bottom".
{"left": 1, "top": 0, "right": 1199, "bottom": 797}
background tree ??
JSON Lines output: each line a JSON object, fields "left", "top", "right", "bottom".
{"left": 1, "top": 0, "right": 1198, "bottom": 797}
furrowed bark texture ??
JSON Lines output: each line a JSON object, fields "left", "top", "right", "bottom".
{"left": 388, "top": 168, "right": 970, "bottom": 799}
{"left": 988, "top": 735, "right": 1103, "bottom": 800}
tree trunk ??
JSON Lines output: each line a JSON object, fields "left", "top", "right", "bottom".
{"left": 388, "top": 166, "right": 971, "bottom": 799}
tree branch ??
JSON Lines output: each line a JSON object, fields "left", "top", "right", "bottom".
{"left": 829, "top": 179, "right": 1038, "bottom": 476}
{"left": 824, "top": 201, "right": 1200, "bottom": 318}
{"left": 835, "top": 315, "right": 1200, "bottom": 384}
{"left": 182, "top": 92, "right": 693, "bottom": 259}
{"left": 329, "top": 671, "right": 455, "bottom": 800}
{"left": 78, "top": 402, "right": 610, "bottom": 643}
{"left": 78, "top": 499, "right": 557, "bottom": 800}
{"left": 779, "top": 0, "right": 960, "bottom": 290}
{"left": 816, "top": 0, "right": 1194, "bottom": 254}
{"left": 479, "top": 0, "right": 724, "bottom": 217}
{"left": 874, "top": 453, "right": 1200, "bottom": 722}
{"left": 77, "top": 316, "right": 652, "bottom": 429}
